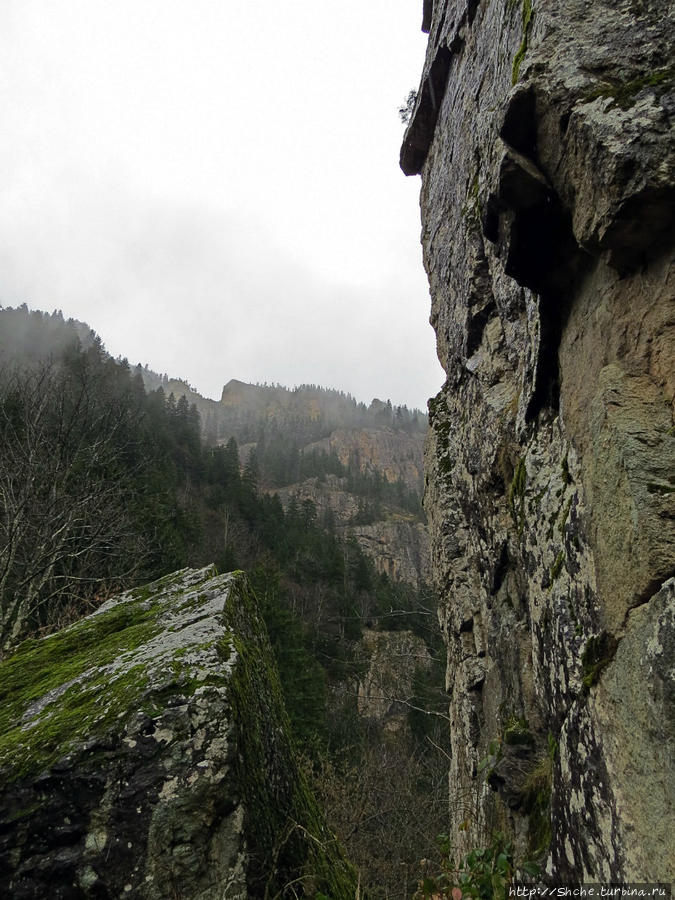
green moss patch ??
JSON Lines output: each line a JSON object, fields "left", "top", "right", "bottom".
{"left": 522, "top": 753, "right": 552, "bottom": 857}
{"left": 520, "top": 734, "right": 557, "bottom": 860}
{"left": 0, "top": 595, "right": 168, "bottom": 779}
{"left": 582, "top": 67, "right": 674, "bottom": 110}
{"left": 550, "top": 550, "right": 565, "bottom": 584}
{"left": 461, "top": 170, "right": 483, "bottom": 228}
{"left": 503, "top": 716, "right": 535, "bottom": 747}
{"left": 224, "top": 573, "right": 358, "bottom": 899}
{"left": 512, "top": 0, "right": 534, "bottom": 85}
{"left": 509, "top": 456, "right": 527, "bottom": 535}
{"left": 1, "top": 567, "right": 358, "bottom": 895}
{"left": 0, "top": 567, "right": 223, "bottom": 780}
{"left": 581, "top": 631, "right": 618, "bottom": 693}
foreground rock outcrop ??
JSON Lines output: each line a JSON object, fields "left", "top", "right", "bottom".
{"left": 0, "top": 567, "right": 356, "bottom": 898}
{"left": 403, "top": 0, "right": 674, "bottom": 880}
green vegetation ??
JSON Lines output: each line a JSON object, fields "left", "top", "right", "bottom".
{"left": 0, "top": 593, "right": 163, "bottom": 777}
{"left": 559, "top": 496, "right": 573, "bottom": 536}
{"left": 582, "top": 66, "right": 674, "bottom": 110}
{"left": 560, "top": 454, "right": 571, "bottom": 486}
{"left": 0, "top": 305, "right": 444, "bottom": 896}
{"left": 503, "top": 716, "right": 535, "bottom": 747}
{"left": 0, "top": 309, "right": 205, "bottom": 651}
{"left": 461, "top": 171, "right": 482, "bottom": 228}
{"left": 0, "top": 306, "right": 429, "bottom": 674}
{"left": 1, "top": 566, "right": 358, "bottom": 896}
{"left": 414, "top": 831, "right": 540, "bottom": 899}
{"left": 522, "top": 733, "right": 557, "bottom": 858}
{"left": 0, "top": 568, "right": 238, "bottom": 779}
{"left": 581, "top": 631, "right": 618, "bottom": 693}
{"left": 477, "top": 737, "right": 504, "bottom": 782}
{"left": 242, "top": 428, "right": 424, "bottom": 520}
{"left": 224, "top": 577, "right": 359, "bottom": 899}
{"left": 508, "top": 456, "right": 527, "bottom": 534}
{"left": 511, "top": 0, "right": 534, "bottom": 85}
{"left": 550, "top": 550, "right": 565, "bottom": 584}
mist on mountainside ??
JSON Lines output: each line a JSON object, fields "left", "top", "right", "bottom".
{"left": 0, "top": 303, "right": 96, "bottom": 365}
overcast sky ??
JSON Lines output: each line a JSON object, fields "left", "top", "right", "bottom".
{"left": 0, "top": 1, "right": 442, "bottom": 410}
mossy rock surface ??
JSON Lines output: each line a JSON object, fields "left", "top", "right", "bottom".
{"left": 0, "top": 566, "right": 356, "bottom": 899}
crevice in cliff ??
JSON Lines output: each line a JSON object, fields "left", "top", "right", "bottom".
{"left": 525, "top": 293, "right": 564, "bottom": 419}
{"left": 467, "top": 0, "right": 481, "bottom": 26}
{"left": 466, "top": 263, "right": 497, "bottom": 359}
{"left": 621, "top": 570, "right": 675, "bottom": 631}
{"left": 485, "top": 150, "right": 592, "bottom": 419}
{"left": 492, "top": 543, "right": 510, "bottom": 595}
{"left": 483, "top": 89, "right": 603, "bottom": 419}
{"left": 498, "top": 174, "right": 582, "bottom": 297}
{"left": 499, "top": 86, "right": 537, "bottom": 159}
{"left": 459, "top": 615, "right": 474, "bottom": 634}
{"left": 602, "top": 184, "right": 675, "bottom": 274}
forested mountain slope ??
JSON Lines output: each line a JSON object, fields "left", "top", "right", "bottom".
{"left": 0, "top": 305, "right": 448, "bottom": 897}
{"left": 140, "top": 371, "right": 431, "bottom": 586}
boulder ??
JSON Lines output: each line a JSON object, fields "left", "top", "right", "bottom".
{"left": 0, "top": 566, "right": 356, "bottom": 898}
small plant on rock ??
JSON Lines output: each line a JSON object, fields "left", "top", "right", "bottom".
{"left": 414, "top": 831, "right": 540, "bottom": 900}
{"left": 399, "top": 90, "right": 418, "bottom": 124}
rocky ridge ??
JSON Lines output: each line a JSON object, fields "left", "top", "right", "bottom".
{"left": 402, "top": 0, "right": 674, "bottom": 879}
{"left": 0, "top": 567, "right": 356, "bottom": 898}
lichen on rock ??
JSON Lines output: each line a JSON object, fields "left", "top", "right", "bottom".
{"left": 0, "top": 566, "right": 357, "bottom": 898}
{"left": 403, "top": 0, "right": 675, "bottom": 879}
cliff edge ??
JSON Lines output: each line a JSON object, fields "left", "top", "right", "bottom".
{"left": 402, "top": 0, "right": 674, "bottom": 880}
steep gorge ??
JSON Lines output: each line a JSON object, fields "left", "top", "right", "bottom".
{"left": 402, "top": 0, "right": 674, "bottom": 879}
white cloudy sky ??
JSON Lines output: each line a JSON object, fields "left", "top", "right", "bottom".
{"left": 0, "top": 0, "right": 442, "bottom": 409}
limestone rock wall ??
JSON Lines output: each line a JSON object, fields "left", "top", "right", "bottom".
{"left": 345, "top": 519, "right": 430, "bottom": 584}
{"left": 402, "top": 0, "right": 675, "bottom": 879}
{"left": 0, "top": 567, "right": 356, "bottom": 898}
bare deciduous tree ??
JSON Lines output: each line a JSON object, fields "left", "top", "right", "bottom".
{"left": 0, "top": 361, "right": 149, "bottom": 654}
{"left": 309, "top": 734, "right": 450, "bottom": 900}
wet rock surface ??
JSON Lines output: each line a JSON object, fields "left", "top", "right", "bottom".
{"left": 403, "top": 0, "right": 675, "bottom": 878}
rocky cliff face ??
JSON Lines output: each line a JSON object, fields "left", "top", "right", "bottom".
{"left": 402, "top": 0, "right": 674, "bottom": 879}
{"left": 0, "top": 567, "right": 356, "bottom": 898}
{"left": 305, "top": 426, "right": 424, "bottom": 492}
{"left": 274, "top": 474, "right": 431, "bottom": 584}
{"left": 357, "top": 628, "right": 432, "bottom": 732}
